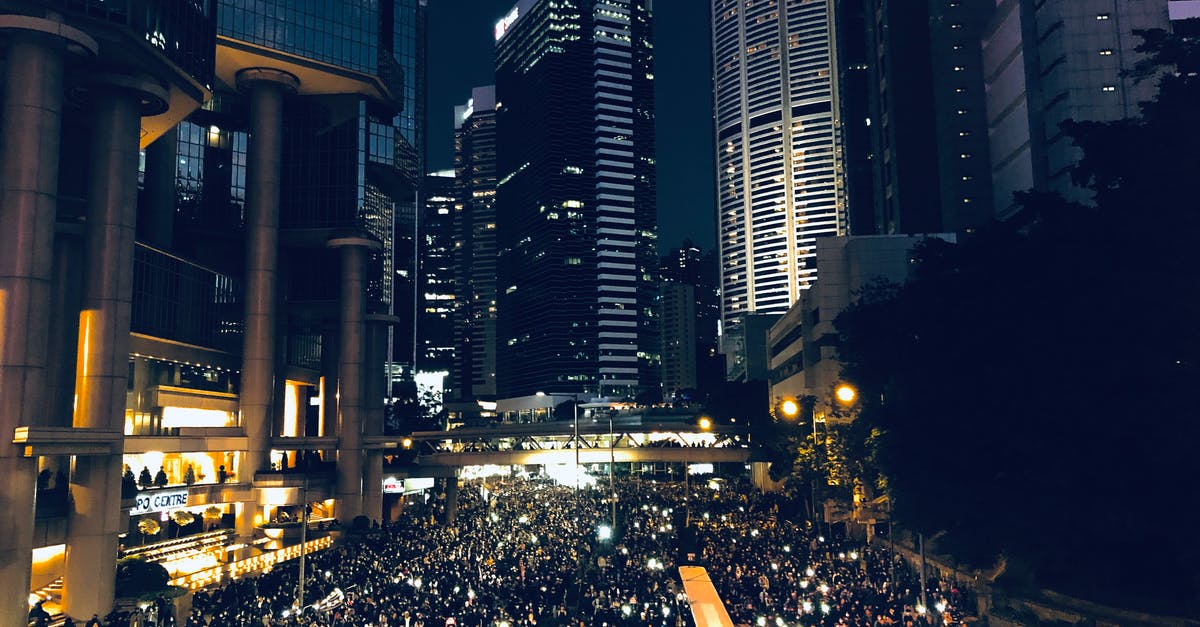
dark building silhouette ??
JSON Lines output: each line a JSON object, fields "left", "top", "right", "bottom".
{"left": 851, "top": 0, "right": 995, "bottom": 235}
{"left": 659, "top": 242, "right": 723, "bottom": 394}
{"left": 494, "top": 0, "right": 659, "bottom": 398}
{"left": 452, "top": 86, "right": 499, "bottom": 400}
{"left": 420, "top": 172, "right": 457, "bottom": 376}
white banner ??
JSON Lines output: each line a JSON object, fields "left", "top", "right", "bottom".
{"left": 131, "top": 489, "right": 189, "bottom": 515}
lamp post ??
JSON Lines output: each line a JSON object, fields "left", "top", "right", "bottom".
{"left": 574, "top": 399, "right": 580, "bottom": 492}
{"left": 296, "top": 477, "right": 308, "bottom": 612}
{"left": 609, "top": 409, "right": 616, "bottom": 530}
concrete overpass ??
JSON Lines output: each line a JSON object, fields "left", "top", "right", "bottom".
{"left": 400, "top": 419, "right": 753, "bottom": 471}
{"left": 415, "top": 446, "right": 751, "bottom": 468}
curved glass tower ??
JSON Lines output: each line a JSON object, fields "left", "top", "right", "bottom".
{"left": 712, "top": 0, "right": 847, "bottom": 326}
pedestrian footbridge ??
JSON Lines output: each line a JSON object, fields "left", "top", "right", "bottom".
{"left": 404, "top": 419, "right": 752, "bottom": 469}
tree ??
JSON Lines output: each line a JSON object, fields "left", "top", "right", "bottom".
{"left": 183, "top": 464, "right": 196, "bottom": 486}
{"left": 833, "top": 25, "right": 1200, "bottom": 613}
{"left": 122, "top": 466, "right": 138, "bottom": 499}
{"left": 138, "top": 466, "right": 152, "bottom": 489}
{"left": 171, "top": 510, "right": 195, "bottom": 538}
{"left": 137, "top": 518, "right": 160, "bottom": 544}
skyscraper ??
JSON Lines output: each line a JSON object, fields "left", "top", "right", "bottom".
{"left": 711, "top": 0, "right": 847, "bottom": 335}
{"left": 856, "top": 0, "right": 995, "bottom": 235}
{"left": 420, "top": 171, "right": 457, "bottom": 377}
{"left": 0, "top": 0, "right": 419, "bottom": 619}
{"left": 494, "top": 0, "right": 658, "bottom": 398}
{"left": 983, "top": 0, "right": 1169, "bottom": 217}
{"left": 453, "top": 86, "right": 499, "bottom": 400}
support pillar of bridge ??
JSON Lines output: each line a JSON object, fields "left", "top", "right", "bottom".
{"left": 444, "top": 476, "right": 459, "bottom": 525}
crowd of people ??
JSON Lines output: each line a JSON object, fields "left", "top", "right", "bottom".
{"left": 108, "top": 473, "right": 972, "bottom": 627}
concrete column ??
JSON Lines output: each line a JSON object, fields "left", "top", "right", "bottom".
{"left": 234, "top": 68, "right": 298, "bottom": 537}
{"left": 0, "top": 16, "right": 93, "bottom": 625}
{"left": 140, "top": 125, "right": 177, "bottom": 249}
{"left": 329, "top": 239, "right": 377, "bottom": 521}
{"left": 445, "top": 477, "right": 459, "bottom": 525}
{"left": 66, "top": 73, "right": 168, "bottom": 621}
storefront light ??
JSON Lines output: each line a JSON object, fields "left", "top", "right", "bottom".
{"left": 162, "top": 407, "right": 234, "bottom": 428}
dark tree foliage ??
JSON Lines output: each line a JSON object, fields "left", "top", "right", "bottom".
{"left": 834, "top": 25, "right": 1200, "bottom": 613}
{"left": 115, "top": 557, "right": 170, "bottom": 598}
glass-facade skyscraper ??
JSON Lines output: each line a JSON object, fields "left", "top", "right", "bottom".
{"left": 0, "top": 0, "right": 423, "bottom": 619}
{"left": 453, "top": 86, "right": 500, "bottom": 400}
{"left": 711, "top": 0, "right": 847, "bottom": 328}
{"left": 494, "top": 0, "right": 659, "bottom": 399}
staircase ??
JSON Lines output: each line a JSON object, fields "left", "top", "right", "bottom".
{"left": 29, "top": 576, "right": 66, "bottom": 626}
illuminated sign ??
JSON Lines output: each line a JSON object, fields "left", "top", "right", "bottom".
{"left": 494, "top": 5, "right": 520, "bottom": 41}
{"left": 382, "top": 477, "right": 434, "bottom": 494}
{"left": 131, "top": 489, "right": 189, "bottom": 515}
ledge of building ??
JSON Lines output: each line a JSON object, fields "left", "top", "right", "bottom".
{"left": 252, "top": 470, "right": 336, "bottom": 491}
{"left": 271, "top": 436, "right": 338, "bottom": 450}
{"left": 14, "top": 426, "right": 122, "bottom": 456}
{"left": 125, "top": 428, "right": 247, "bottom": 454}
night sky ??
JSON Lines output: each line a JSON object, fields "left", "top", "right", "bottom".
{"left": 425, "top": 0, "right": 716, "bottom": 253}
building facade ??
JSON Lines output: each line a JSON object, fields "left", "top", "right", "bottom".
{"left": 452, "top": 86, "right": 499, "bottom": 400}
{"left": 420, "top": 171, "right": 457, "bottom": 379}
{"left": 0, "top": 0, "right": 420, "bottom": 620}
{"left": 711, "top": 0, "right": 848, "bottom": 333}
{"left": 658, "top": 283, "right": 698, "bottom": 400}
{"left": 983, "top": 0, "right": 1169, "bottom": 217}
{"left": 767, "top": 234, "right": 953, "bottom": 405}
{"left": 858, "top": 0, "right": 995, "bottom": 235}
{"left": 494, "top": 0, "right": 659, "bottom": 399}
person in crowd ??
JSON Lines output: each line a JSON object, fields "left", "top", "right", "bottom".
{"left": 170, "top": 475, "right": 969, "bottom": 627}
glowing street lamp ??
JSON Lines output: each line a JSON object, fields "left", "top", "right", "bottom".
{"left": 835, "top": 383, "right": 857, "bottom": 405}
{"left": 779, "top": 398, "right": 800, "bottom": 419}
{"left": 698, "top": 416, "right": 712, "bottom": 430}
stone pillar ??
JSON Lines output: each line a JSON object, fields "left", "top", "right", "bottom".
{"left": 328, "top": 238, "right": 378, "bottom": 521}
{"left": 65, "top": 72, "right": 168, "bottom": 621}
{"left": 234, "top": 68, "right": 298, "bottom": 537}
{"left": 0, "top": 15, "right": 94, "bottom": 625}
{"left": 140, "top": 125, "right": 178, "bottom": 249}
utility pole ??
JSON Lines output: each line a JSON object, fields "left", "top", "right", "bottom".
{"left": 919, "top": 531, "right": 927, "bottom": 615}
{"left": 297, "top": 479, "right": 308, "bottom": 611}
{"left": 609, "top": 410, "right": 616, "bottom": 530}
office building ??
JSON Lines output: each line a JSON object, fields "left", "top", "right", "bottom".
{"left": 983, "top": 0, "right": 1169, "bottom": 217}
{"left": 0, "top": 0, "right": 419, "bottom": 619}
{"left": 767, "top": 234, "right": 953, "bottom": 405}
{"left": 857, "top": 0, "right": 995, "bottom": 235}
{"left": 420, "top": 171, "right": 457, "bottom": 379}
{"left": 392, "top": 0, "right": 429, "bottom": 376}
{"left": 711, "top": 0, "right": 848, "bottom": 334}
{"left": 494, "top": 0, "right": 659, "bottom": 398}
{"left": 659, "top": 242, "right": 724, "bottom": 392}
{"left": 659, "top": 283, "right": 698, "bottom": 400}
{"left": 452, "top": 86, "right": 499, "bottom": 400}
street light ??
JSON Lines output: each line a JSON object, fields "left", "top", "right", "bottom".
{"left": 608, "top": 408, "right": 616, "bottom": 530}
{"left": 835, "top": 383, "right": 857, "bottom": 405}
{"left": 296, "top": 477, "right": 309, "bottom": 612}
{"left": 778, "top": 398, "right": 800, "bottom": 420}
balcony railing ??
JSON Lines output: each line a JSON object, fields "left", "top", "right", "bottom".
{"left": 131, "top": 243, "right": 241, "bottom": 352}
